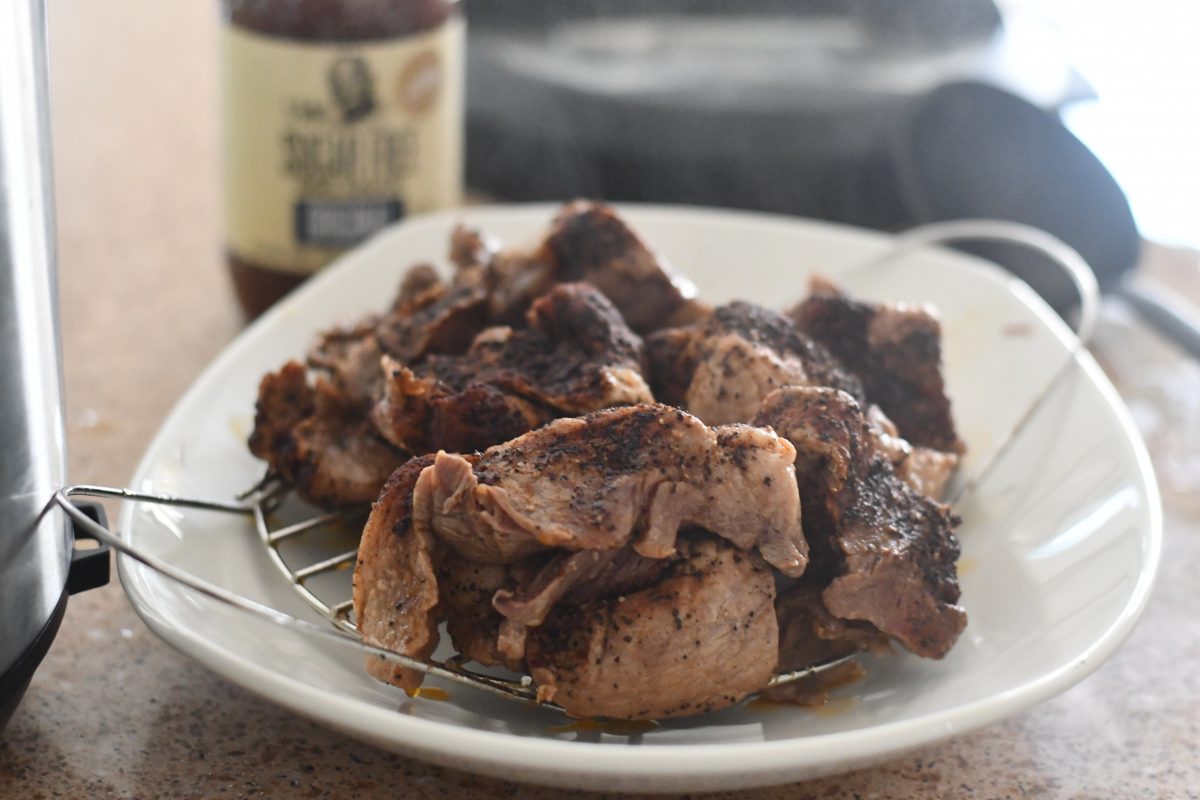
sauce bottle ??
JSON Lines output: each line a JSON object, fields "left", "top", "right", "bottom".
{"left": 221, "top": 0, "right": 463, "bottom": 319}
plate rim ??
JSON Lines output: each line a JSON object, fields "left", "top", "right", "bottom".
{"left": 117, "top": 203, "right": 1163, "bottom": 788}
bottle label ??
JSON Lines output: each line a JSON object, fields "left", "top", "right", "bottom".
{"left": 222, "top": 19, "right": 464, "bottom": 274}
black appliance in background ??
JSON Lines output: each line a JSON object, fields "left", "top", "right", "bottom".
{"left": 0, "top": 0, "right": 110, "bottom": 730}
{"left": 463, "top": 1, "right": 1086, "bottom": 218}
{"left": 462, "top": 1, "right": 1150, "bottom": 315}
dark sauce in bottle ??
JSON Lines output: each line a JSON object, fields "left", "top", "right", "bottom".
{"left": 222, "top": 0, "right": 462, "bottom": 319}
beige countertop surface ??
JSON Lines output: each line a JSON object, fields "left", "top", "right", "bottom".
{"left": 3, "top": 3, "right": 1199, "bottom": 798}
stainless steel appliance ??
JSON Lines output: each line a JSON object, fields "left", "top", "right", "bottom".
{"left": 0, "top": 0, "right": 109, "bottom": 729}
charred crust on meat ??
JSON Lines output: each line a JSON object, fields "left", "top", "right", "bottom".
{"left": 790, "top": 279, "right": 963, "bottom": 453}
{"left": 754, "top": 386, "right": 965, "bottom": 658}
{"left": 373, "top": 283, "right": 653, "bottom": 455}
{"left": 248, "top": 362, "right": 408, "bottom": 508}
{"left": 538, "top": 201, "right": 698, "bottom": 334}
{"left": 645, "top": 300, "right": 865, "bottom": 425}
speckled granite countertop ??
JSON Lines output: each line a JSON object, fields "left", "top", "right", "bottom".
{"left": 3, "top": 3, "right": 1199, "bottom": 798}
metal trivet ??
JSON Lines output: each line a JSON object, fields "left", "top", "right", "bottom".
{"left": 50, "top": 481, "right": 854, "bottom": 712}
{"left": 48, "top": 220, "right": 1099, "bottom": 717}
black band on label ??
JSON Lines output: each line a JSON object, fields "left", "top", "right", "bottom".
{"left": 294, "top": 197, "right": 404, "bottom": 246}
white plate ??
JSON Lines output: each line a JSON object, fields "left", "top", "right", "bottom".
{"left": 119, "top": 205, "right": 1161, "bottom": 793}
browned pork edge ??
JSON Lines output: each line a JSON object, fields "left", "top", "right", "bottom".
{"left": 525, "top": 535, "right": 779, "bottom": 720}
{"left": 414, "top": 403, "right": 808, "bottom": 576}
{"left": 352, "top": 455, "right": 438, "bottom": 693}
{"left": 754, "top": 386, "right": 965, "bottom": 659}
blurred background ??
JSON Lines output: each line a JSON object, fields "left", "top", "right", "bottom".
{"left": 462, "top": 0, "right": 1200, "bottom": 247}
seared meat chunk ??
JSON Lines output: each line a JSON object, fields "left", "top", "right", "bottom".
{"left": 248, "top": 362, "right": 407, "bottom": 507}
{"left": 897, "top": 447, "right": 959, "bottom": 500}
{"left": 540, "top": 201, "right": 704, "bottom": 333}
{"left": 299, "top": 256, "right": 494, "bottom": 425}
{"left": 642, "top": 325, "right": 697, "bottom": 407}
{"left": 440, "top": 544, "right": 674, "bottom": 669}
{"left": 394, "top": 263, "right": 442, "bottom": 307}
{"left": 376, "top": 264, "right": 490, "bottom": 363}
{"left": 373, "top": 283, "right": 653, "bottom": 454}
{"left": 353, "top": 455, "right": 439, "bottom": 692}
{"left": 773, "top": 582, "right": 891, "bottom": 669}
{"left": 493, "top": 545, "right": 673, "bottom": 628}
{"left": 449, "top": 223, "right": 500, "bottom": 272}
{"left": 754, "top": 386, "right": 965, "bottom": 658}
{"left": 646, "top": 301, "right": 864, "bottom": 425}
{"left": 375, "top": 365, "right": 553, "bottom": 456}
{"left": 248, "top": 361, "right": 313, "bottom": 467}
{"left": 482, "top": 280, "right": 648, "bottom": 412}
{"left": 759, "top": 581, "right": 889, "bottom": 706}
{"left": 485, "top": 200, "right": 705, "bottom": 333}
{"left": 866, "top": 405, "right": 959, "bottom": 500}
{"left": 525, "top": 534, "right": 778, "bottom": 720}
{"left": 439, "top": 542, "right": 672, "bottom": 672}
{"left": 414, "top": 404, "right": 808, "bottom": 576}
{"left": 438, "top": 550, "right": 527, "bottom": 672}
{"left": 307, "top": 319, "right": 385, "bottom": 411}
{"left": 790, "top": 278, "right": 963, "bottom": 453}
{"left": 305, "top": 257, "right": 490, "bottom": 417}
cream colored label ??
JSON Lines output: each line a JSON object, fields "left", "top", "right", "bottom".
{"left": 223, "top": 20, "right": 463, "bottom": 274}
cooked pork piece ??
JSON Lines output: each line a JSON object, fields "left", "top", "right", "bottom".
{"left": 754, "top": 386, "right": 965, "bottom": 658}
{"left": 305, "top": 255, "right": 487, "bottom": 416}
{"left": 248, "top": 362, "right": 408, "bottom": 507}
{"left": 375, "top": 363, "right": 554, "bottom": 456}
{"left": 772, "top": 582, "right": 891, "bottom": 669}
{"left": 248, "top": 361, "right": 313, "bottom": 469}
{"left": 437, "top": 550, "right": 526, "bottom": 672}
{"left": 642, "top": 325, "right": 696, "bottom": 407}
{"left": 525, "top": 534, "right": 778, "bottom": 720}
{"left": 790, "top": 278, "right": 964, "bottom": 453}
{"left": 896, "top": 447, "right": 959, "bottom": 500}
{"left": 865, "top": 405, "right": 959, "bottom": 500}
{"left": 483, "top": 200, "right": 705, "bottom": 333}
{"left": 492, "top": 545, "right": 673, "bottom": 628}
{"left": 307, "top": 319, "right": 386, "bottom": 411}
{"left": 646, "top": 301, "right": 864, "bottom": 425}
{"left": 372, "top": 282, "right": 654, "bottom": 454}
{"left": 449, "top": 223, "right": 500, "bottom": 272}
{"left": 543, "top": 201, "right": 701, "bottom": 333}
{"left": 759, "top": 581, "right": 889, "bottom": 706}
{"left": 481, "top": 280, "right": 649, "bottom": 412}
{"left": 413, "top": 404, "right": 808, "bottom": 576}
{"left": 394, "top": 263, "right": 442, "bottom": 306}
{"left": 306, "top": 257, "right": 493, "bottom": 413}
{"left": 376, "top": 264, "right": 491, "bottom": 364}
{"left": 353, "top": 455, "right": 439, "bottom": 692}
{"left": 438, "top": 544, "right": 673, "bottom": 670}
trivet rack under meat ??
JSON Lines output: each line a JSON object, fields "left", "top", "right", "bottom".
{"left": 48, "top": 220, "right": 1098, "bottom": 715}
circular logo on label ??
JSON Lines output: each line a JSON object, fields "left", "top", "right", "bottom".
{"left": 397, "top": 50, "right": 442, "bottom": 115}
